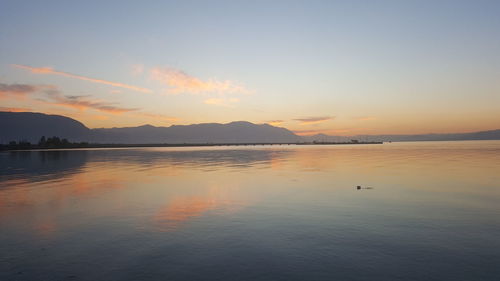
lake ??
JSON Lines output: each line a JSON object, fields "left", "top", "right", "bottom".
{"left": 1, "top": 141, "right": 499, "bottom": 281}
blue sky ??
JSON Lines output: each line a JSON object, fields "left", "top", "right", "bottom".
{"left": 1, "top": 0, "right": 499, "bottom": 134}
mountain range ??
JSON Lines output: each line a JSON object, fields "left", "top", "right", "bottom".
{"left": 1, "top": 111, "right": 499, "bottom": 144}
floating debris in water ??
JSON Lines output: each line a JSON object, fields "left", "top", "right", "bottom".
{"left": 356, "top": 185, "right": 374, "bottom": 190}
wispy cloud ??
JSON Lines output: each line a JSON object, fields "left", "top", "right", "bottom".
{"left": 355, "top": 116, "right": 376, "bottom": 121}
{"left": 1, "top": 82, "right": 181, "bottom": 122}
{"left": 203, "top": 97, "right": 239, "bottom": 107}
{"left": 44, "top": 92, "right": 138, "bottom": 114}
{"left": 1, "top": 82, "right": 138, "bottom": 114}
{"left": 265, "top": 120, "right": 284, "bottom": 126}
{"left": 0, "top": 106, "right": 31, "bottom": 112}
{"left": 12, "top": 64, "right": 152, "bottom": 93}
{"left": 293, "top": 116, "right": 334, "bottom": 125}
{"left": 0, "top": 82, "right": 41, "bottom": 98}
{"left": 150, "top": 67, "right": 249, "bottom": 95}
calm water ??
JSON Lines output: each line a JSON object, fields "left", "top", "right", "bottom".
{"left": 1, "top": 141, "right": 499, "bottom": 281}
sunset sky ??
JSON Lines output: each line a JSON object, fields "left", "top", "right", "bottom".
{"left": 1, "top": 0, "right": 499, "bottom": 136}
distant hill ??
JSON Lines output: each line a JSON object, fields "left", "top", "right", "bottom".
{"left": 304, "top": 130, "right": 500, "bottom": 142}
{"left": 90, "top": 121, "right": 301, "bottom": 144}
{"left": 0, "top": 112, "right": 89, "bottom": 143}
{"left": 1, "top": 111, "right": 499, "bottom": 144}
{"left": 0, "top": 112, "right": 300, "bottom": 144}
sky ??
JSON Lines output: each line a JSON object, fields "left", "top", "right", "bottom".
{"left": 0, "top": 0, "right": 499, "bottom": 136}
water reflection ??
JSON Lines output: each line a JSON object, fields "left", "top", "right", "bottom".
{"left": 153, "top": 184, "right": 248, "bottom": 231}
{"left": 1, "top": 142, "right": 500, "bottom": 281}
{"left": 1, "top": 150, "right": 88, "bottom": 185}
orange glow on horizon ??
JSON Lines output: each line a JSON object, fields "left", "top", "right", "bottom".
{"left": 293, "top": 129, "right": 352, "bottom": 136}
{"left": 0, "top": 106, "right": 32, "bottom": 112}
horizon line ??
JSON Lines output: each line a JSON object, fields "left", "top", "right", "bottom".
{"left": 1, "top": 110, "right": 499, "bottom": 137}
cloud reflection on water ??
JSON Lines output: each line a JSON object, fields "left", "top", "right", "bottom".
{"left": 1, "top": 142, "right": 500, "bottom": 240}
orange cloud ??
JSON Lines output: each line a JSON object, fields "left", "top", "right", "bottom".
{"left": 265, "top": 120, "right": 284, "bottom": 126}
{"left": 46, "top": 94, "right": 138, "bottom": 114}
{"left": 0, "top": 106, "right": 32, "bottom": 112}
{"left": 150, "top": 67, "right": 249, "bottom": 95}
{"left": 1, "top": 81, "right": 140, "bottom": 115}
{"left": 294, "top": 116, "right": 334, "bottom": 125}
{"left": 13, "top": 64, "right": 152, "bottom": 93}
{"left": 293, "top": 129, "right": 324, "bottom": 136}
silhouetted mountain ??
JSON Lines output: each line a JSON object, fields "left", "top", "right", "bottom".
{"left": 0, "top": 112, "right": 300, "bottom": 144}
{"left": 304, "top": 130, "right": 500, "bottom": 142}
{"left": 0, "top": 112, "right": 89, "bottom": 143}
{"left": 1, "top": 111, "right": 499, "bottom": 144}
{"left": 90, "top": 121, "right": 301, "bottom": 143}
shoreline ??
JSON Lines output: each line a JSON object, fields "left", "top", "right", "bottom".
{"left": 0, "top": 141, "right": 384, "bottom": 151}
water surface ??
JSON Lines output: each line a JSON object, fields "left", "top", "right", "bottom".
{"left": 1, "top": 141, "right": 499, "bottom": 281}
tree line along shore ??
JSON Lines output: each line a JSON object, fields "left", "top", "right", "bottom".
{"left": 1, "top": 136, "right": 382, "bottom": 151}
